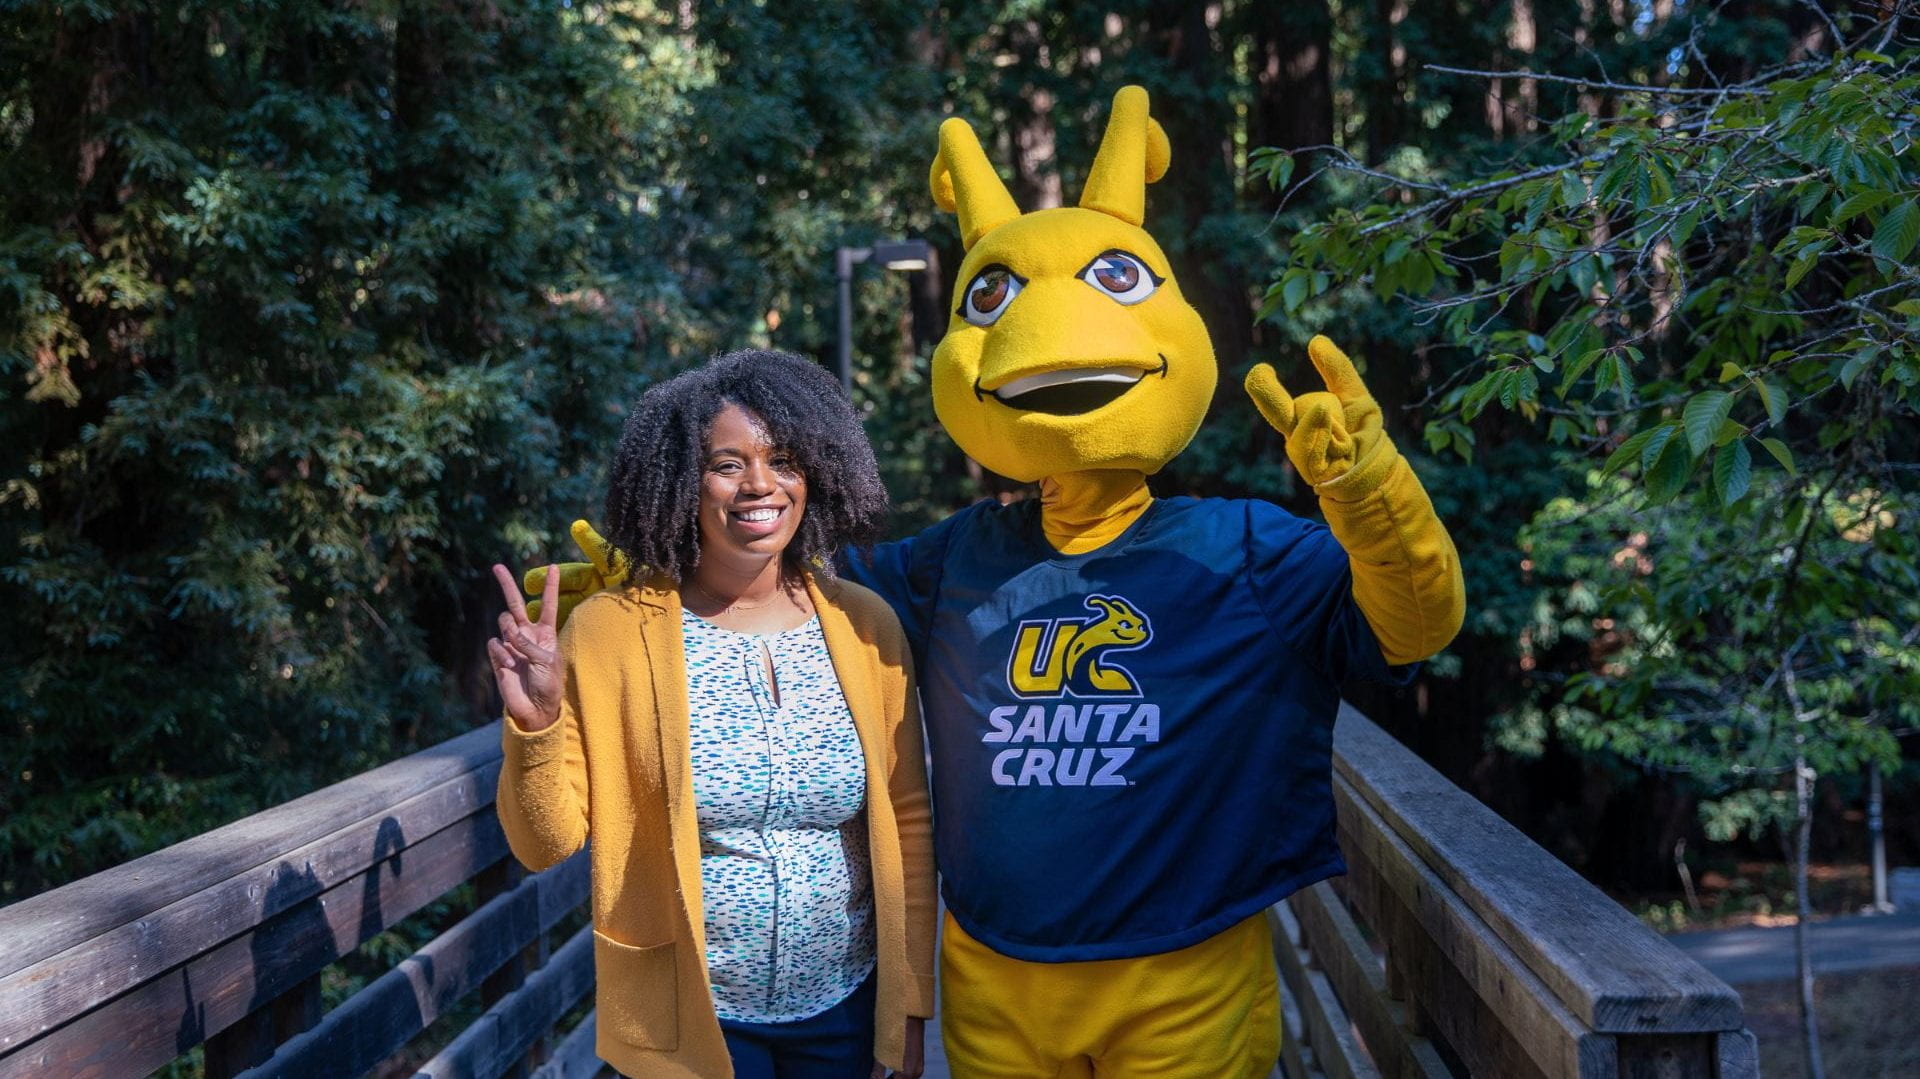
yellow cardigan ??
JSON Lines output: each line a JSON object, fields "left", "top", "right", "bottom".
{"left": 496, "top": 572, "right": 937, "bottom": 1079}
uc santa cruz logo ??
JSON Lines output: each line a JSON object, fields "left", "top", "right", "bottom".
{"left": 984, "top": 595, "right": 1161, "bottom": 788}
{"left": 1006, "top": 594, "right": 1151, "bottom": 698}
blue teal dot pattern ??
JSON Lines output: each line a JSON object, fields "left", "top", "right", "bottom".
{"left": 681, "top": 608, "right": 877, "bottom": 1023}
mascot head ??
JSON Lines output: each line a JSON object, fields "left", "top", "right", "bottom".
{"left": 927, "top": 86, "right": 1217, "bottom": 484}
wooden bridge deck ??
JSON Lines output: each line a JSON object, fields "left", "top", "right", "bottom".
{"left": 0, "top": 706, "right": 1757, "bottom": 1079}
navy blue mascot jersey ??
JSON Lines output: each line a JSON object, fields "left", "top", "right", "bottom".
{"left": 843, "top": 496, "right": 1409, "bottom": 962}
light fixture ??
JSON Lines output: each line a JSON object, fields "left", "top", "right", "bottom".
{"left": 872, "top": 239, "right": 932, "bottom": 272}
{"left": 834, "top": 238, "right": 933, "bottom": 391}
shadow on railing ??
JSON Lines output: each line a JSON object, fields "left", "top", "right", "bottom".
{"left": 0, "top": 707, "right": 1758, "bottom": 1078}
{"left": 0, "top": 722, "right": 604, "bottom": 1079}
{"left": 1270, "top": 704, "right": 1759, "bottom": 1079}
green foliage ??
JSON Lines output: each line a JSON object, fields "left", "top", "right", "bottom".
{"left": 1266, "top": 44, "right": 1920, "bottom": 832}
{"left": 0, "top": 0, "right": 684, "bottom": 895}
{"left": 0, "top": 0, "right": 1416, "bottom": 902}
{"left": 0, "top": 0, "right": 972, "bottom": 898}
{"left": 6, "top": 0, "right": 1910, "bottom": 914}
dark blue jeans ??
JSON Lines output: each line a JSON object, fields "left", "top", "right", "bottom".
{"left": 719, "top": 972, "right": 877, "bottom": 1079}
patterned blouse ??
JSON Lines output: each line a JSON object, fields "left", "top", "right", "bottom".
{"left": 681, "top": 607, "right": 877, "bottom": 1023}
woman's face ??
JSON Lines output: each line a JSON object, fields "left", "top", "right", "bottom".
{"left": 696, "top": 403, "right": 807, "bottom": 570}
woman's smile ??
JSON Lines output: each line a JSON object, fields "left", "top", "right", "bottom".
{"left": 728, "top": 502, "right": 789, "bottom": 536}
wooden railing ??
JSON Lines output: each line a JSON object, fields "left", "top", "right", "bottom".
{"left": 1270, "top": 704, "right": 1758, "bottom": 1079}
{"left": 0, "top": 723, "right": 601, "bottom": 1079}
{"left": 0, "top": 709, "right": 1758, "bottom": 1078}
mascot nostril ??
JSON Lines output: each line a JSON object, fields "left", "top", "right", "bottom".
{"left": 534, "top": 81, "right": 1467, "bottom": 1079}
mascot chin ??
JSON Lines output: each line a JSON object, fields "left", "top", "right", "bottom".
{"left": 536, "top": 85, "right": 1464, "bottom": 1075}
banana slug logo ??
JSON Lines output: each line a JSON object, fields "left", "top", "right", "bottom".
{"left": 1006, "top": 594, "right": 1151, "bottom": 698}
{"left": 986, "top": 595, "right": 1161, "bottom": 787}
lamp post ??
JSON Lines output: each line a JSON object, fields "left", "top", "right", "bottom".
{"left": 835, "top": 239, "right": 931, "bottom": 393}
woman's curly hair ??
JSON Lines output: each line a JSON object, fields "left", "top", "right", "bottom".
{"left": 603, "top": 349, "right": 889, "bottom": 583}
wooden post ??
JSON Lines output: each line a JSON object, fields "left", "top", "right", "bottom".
{"left": 477, "top": 857, "right": 532, "bottom": 1079}
{"left": 1614, "top": 1034, "right": 1718, "bottom": 1078}
{"left": 203, "top": 1010, "right": 275, "bottom": 1079}
{"left": 516, "top": 900, "right": 555, "bottom": 1073}
{"left": 203, "top": 971, "right": 323, "bottom": 1078}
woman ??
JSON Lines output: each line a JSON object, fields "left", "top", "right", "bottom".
{"left": 487, "top": 350, "right": 934, "bottom": 1079}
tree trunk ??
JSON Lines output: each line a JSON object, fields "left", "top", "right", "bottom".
{"left": 1247, "top": 0, "right": 1333, "bottom": 203}
{"left": 1570, "top": 0, "right": 1619, "bottom": 120}
{"left": 1793, "top": 755, "right": 1825, "bottom": 1079}
{"left": 1364, "top": 0, "right": 1407, "bottom": 163}
{"left": 1783, "top": 653, "right": 1826, "bottom": 1079}
{"left": 1870, "top": 762, "right": 1892, "bottom": 912}
{"left": 1141, "top": 1, "right": 1255, "bottom": 378}
{"left": 1003, "top": 19, "right": 1063, "bottom": 210}
{"left": 1500, "top": 0, "right": 1538, "bottom": 137}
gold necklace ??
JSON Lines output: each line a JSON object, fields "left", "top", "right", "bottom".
{"left": 687, "top": 578, "right": 788, "bottom": 613}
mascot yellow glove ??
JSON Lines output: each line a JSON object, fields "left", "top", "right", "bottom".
{"left": 523, "top": 520, "right": 627, "bottom": 627}
{"left": 1246, "top": 336, "right": 1465, "bottom": 664}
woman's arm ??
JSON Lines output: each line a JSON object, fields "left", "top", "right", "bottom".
{"left": 489, "top": 564, "right": 590, "bottom": 871}
{"left": 496, "top": 680, "right": 590, "bottom": 872}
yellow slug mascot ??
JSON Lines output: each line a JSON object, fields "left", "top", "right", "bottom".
{"left": 534, "top": 86, "right": 1464, "bottom": 1077}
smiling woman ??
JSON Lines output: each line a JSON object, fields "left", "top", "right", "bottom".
{"left": 603, "top": 350, "right": 890, "bottom": 586}
{"left": 487, "top": 350, "right": 935, "bottom": 1079}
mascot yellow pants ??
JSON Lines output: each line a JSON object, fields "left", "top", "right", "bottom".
{"left": 939, "top": 911, "right": 1281, "bottom": 1078}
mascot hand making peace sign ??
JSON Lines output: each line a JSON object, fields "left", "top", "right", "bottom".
{"left": 533, "top": 86, "right": 1464, "bottom": 1077}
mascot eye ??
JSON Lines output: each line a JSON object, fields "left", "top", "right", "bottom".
{"left": 1079, "top": 250, "right": 1161, "bottom": 305}
{"left": 960, "top": 267, "right": 1025, "bottom": 326}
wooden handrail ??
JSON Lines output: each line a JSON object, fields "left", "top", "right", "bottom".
{"left": 0, "top": 721, "right": 603, "bottom": 1079}
{"left": 233, "top": 853, "right": 590, "bottom": 1079}
{"left": 0, "top": 724, "right": 501, "bottom": 989}
{"left": 0, "top": 708, "right": 1760, "bottom": 1079}
{"left": 1272, "top": 706, "right": 1760, "bottom": 1079}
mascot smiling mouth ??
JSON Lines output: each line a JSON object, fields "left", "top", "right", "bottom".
{"left": 976, "top": 355, "right": 1170, "bottom": 415}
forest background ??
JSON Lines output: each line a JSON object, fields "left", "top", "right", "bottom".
{"left": 3, "top": 0, "right": 1916, "bottom": 981}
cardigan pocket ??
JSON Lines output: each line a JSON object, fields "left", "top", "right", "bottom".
{"left": 593, "top": 931, "right": 680, "bottom": 1051}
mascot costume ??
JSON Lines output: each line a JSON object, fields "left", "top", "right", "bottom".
{"left": 533, "top": 86, "right": 1464, "bottom": 1077}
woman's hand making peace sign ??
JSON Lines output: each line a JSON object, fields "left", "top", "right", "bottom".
{"left": 488, "top": 562, "right": 564, "bottom": 733}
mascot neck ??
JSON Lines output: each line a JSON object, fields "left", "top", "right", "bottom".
{"left": 1039, "top": 469, "right": 1153, "bottom": 555}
